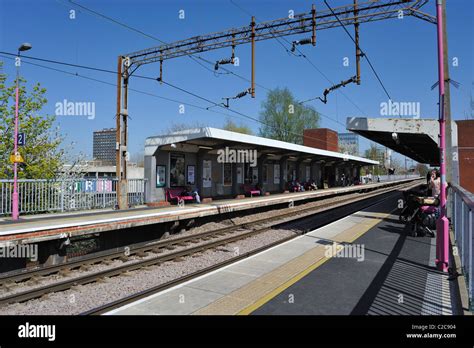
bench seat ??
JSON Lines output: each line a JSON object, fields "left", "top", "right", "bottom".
{"left": 242, "top": 184, "right": 261, "bottom": 197}
{"left": 166, "top": 188, "right": 195, "bottom": 203}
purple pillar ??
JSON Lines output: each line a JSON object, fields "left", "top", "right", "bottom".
{"left": 12, "top": 73, "right": 19, "bottom": 220}
{"left": 435, "top": 0, "right": 449, "bottom": 272}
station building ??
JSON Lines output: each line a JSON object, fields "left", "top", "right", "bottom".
{"left": 144, "top": 127, "right": 378, "bottom": 203}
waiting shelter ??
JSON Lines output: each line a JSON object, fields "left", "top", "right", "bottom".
{"left": 144, "top": 128, "right": 379, "bottom": 203}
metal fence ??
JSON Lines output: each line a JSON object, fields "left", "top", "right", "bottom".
{"left": 450, "top": 183, "right": 474, "bottom": 310}
{"left": 0, "top": 178, "right": 146, "bottom": 216}
{"left": 359, "top": 174, "right": 421, "bottom": 184}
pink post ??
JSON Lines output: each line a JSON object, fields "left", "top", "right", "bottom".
{"left": 435, "top": 0, "right": 449, "bottom": 272}
{"left": 12, "top": 72, "right": 20, "bottom": 220}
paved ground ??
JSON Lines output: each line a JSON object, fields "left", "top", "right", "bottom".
{"left": 254, "top": 205, "right": 461, "bottom": 315}
{"left": 108, "top": 187, "right": 460, "bottom": 316}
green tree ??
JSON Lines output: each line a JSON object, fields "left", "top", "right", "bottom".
{"left": 222, "top": 118, "right": 253, "bottom": 135}
{"left": 416, "top": 163, "right": 429, "bottom": 177}
{"left": 259, "top": 87, "right": 320, "bottom": 144}
{"left": 0, "top": 61, "right": 64, "bottom": 179}
{"left": 363, "top": 143, "right": 385, "bottom": 175}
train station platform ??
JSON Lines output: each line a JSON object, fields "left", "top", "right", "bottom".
{"left": 107, "top": 188, "right": 462, "bottom": 316}
{"left": 0, "top": 178, "right": 421, "bottom": 246}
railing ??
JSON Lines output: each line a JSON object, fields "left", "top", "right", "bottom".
{"left": 359, "top": 174, "right": 421, "bottom": 184}
{"left": 450, "top": 183, "right": 474, "bottom": 310}
{"left": 0, "top": 178, "right": 147, "bottom": 216}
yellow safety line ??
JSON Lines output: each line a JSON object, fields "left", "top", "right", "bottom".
{"left": 237, "top": 209, "right": 396, "bottom": 315}
{"left": 237, "top": 256, "right": 331, "bottom": 315}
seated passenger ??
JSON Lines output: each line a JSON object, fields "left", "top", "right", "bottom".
{"left": 182, "top": 186, "right": 201, "bottom": 203}
{"left": 255, "top": 183, "right": 264, "bottom": 196}
{"left": 341, "top": 174, "right": 346, "bottom": 187}
{"left": 181, "top": 186, "right": 192, "bottom": 196}
{"left": 289, "top": 180, "right": 297, "bottom": 192}
{"left": 295, "top": 180, "right": 304, "bottom": 192}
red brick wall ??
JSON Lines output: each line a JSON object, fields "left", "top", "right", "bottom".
{"left": 456, "top": 120, "right": 474, "bottom": 193}
{"left": 303, "top": 128, "right": 339, "bottom": 152}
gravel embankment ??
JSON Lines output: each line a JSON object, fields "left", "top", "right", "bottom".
{"left": 0, "top": 228, "right": 296, "bottom": 315}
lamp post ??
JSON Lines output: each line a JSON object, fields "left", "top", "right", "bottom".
{"left": 435, "top": 1, "right": 449, "bottom": 272}
{"left": 12, "top": 42, "right": 32, "bottom": 221}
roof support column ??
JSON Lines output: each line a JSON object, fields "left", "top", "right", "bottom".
{"left": 279, "top": 156, "right": 288, "bottom": 192}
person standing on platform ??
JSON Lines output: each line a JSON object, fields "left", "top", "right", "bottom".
{"left": 429, "top": 170, "right": 441, "bottom": 197}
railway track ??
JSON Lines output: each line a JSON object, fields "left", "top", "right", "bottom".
{"left": 0, "top": 179, "right": 422, "bottom": 310}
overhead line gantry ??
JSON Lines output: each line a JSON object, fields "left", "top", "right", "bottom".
{"left": 115, "top": 0, "right": 436, "bottom": 209}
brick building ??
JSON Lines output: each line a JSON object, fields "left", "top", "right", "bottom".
{"left": 303, "top": 128, "right": 339, "bottom": 152}
{"left": 456, "top": 120, "right": 474, "bottom": 193}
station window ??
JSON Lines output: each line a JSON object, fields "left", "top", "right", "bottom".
{"left": 244, "top": 163, "right": 251, "bottom": 184}
{"left": 287, "top": 162, "right": 296, "bottom": 181}
{"left": 243, "top": 163, "right": 258, "bottom": 184}
{"left": 262, "top": 164, "right": 268, "bottom": 184}
{"left": 223, "top": 163, "right": 232, "bottom": 186}
{"left": 170, "top": 153, "right": 185, "bottom": 187}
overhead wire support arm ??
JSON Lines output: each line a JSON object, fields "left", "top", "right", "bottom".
{"left": 324, "top": 0, "right": 393, "bottom": 100}
{"left": 318, "top": 76, "right": 357, "bottom": 104}
{"left": 290, "top": 38, "right": 313, "bottom": 52}
{"left": 251, "top": 16, "right": 256, "bottom": 97}
{"left": 312, "top": 3, "right": 316, "bottom": 46}
{"left": 206, "top": 88, "right": 251, "bottom": 110}
{"left": 215, "top": 33, "right": 236, "bottom": 71}
{"left": 354, "top": 0, "right": 361, "bottom": 85}
{"left": 291, "top": 3, "right": 317, "bottom": 53}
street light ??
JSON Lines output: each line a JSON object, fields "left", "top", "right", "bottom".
{"left": 12, "top": 42, "right": 32, "bottom": 220}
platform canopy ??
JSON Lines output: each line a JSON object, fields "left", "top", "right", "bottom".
{"left": 145, "top": 127, "right": 378, "bottom": 166}
{"left": 346, "top": 117, "right": 450, "bottom": 166}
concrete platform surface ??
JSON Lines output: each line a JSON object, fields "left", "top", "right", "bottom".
{"left": 107, "top": 186, "right": 459, "bottom": 316}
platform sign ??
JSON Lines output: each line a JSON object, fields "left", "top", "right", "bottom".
{"left": 202, "top": 160, "right": 212, "bottom": 188}
{"left": 97, "top": 179, "right": 113, "bottom": 192}
{"left": 9, "top": 152, "right": 24, "bottom": 164}
{"left": 17, "top": 132, "right": 26, "bottom": 146}
{"left": 84, "top": 180, "right": 96, "bottom": 192}
{"left": 187, "top": 165, "right": 195, "bottom": 185}
{"left": 203, "top": 160, "right": 212, "bottom": 188}
{"left": 156, "top": 165, "right": 166, "bottom": 187}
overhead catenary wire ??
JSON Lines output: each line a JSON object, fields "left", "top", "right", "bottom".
{"left": 160, "top": 80, "right": 344, "bottom": 147}
{"left": 228, "top": 0, "right": 369, "bottom": 116}
{"left": 0, "top": 54, "right": 219, "bottom": 116}
{"left": 323, "top": 0, "right": 392, "bottom": 101}
{"left": 59, "top": 0, "right": 272, "bottom": 89}
{"left": 0, "top": 53, "right": 344, "bottom": 148}
{"left": 64, "top": 0, "right": 362, "bottom": 120}
{"left": 58, "top": 0, "right": 353, "bottom": 129}
{"left": 55, "top": 2, "right": 351, "bottom": 131}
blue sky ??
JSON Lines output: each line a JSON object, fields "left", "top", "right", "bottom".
{"left": 0, "top": 0, "right": 473, "bottom": 162}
